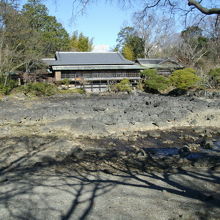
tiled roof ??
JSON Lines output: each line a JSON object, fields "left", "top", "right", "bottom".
{"left": 43, "top": 52, "right": 134, "bottom": 66}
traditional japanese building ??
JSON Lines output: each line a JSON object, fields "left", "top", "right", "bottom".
{"left": 136, "top": 58, "right": 183, "bottom": 75}
{"left": 43, "top": 52, "right": 143, "bottom": 92}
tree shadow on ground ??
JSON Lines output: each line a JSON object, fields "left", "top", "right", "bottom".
{"left": 0, "top": 135, "right": 220, "bottom": 220}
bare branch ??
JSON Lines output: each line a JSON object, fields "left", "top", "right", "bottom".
{"left": 188, "top": 0, "right": 220, "bottom": 15}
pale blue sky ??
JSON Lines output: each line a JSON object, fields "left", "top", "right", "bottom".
{"left": 20, "top": 0, "right": 220, "bottom": 51}
{"left": 44, "top": 0, "right": 137, "bottom": 51}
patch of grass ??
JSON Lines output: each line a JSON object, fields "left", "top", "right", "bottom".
{"left": 59, "top": 88, "right": 85, "bottom": 94}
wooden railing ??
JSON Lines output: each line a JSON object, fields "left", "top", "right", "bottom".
{"left": 61, "top": 72, "right": 140, "bottom": 79}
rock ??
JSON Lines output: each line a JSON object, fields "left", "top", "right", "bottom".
{"left": 168, "top": 88, "right": 187, "bottom": 97}
{"left": 193, "top": 127, "right": 205, "bottom": 134}
{"left": 55, "top": 152, "right": 68, "bottom": 161}
{"left": 162, "top": 140, "right": 174, "bottom": 144}
{"left": 200, "top": 138, "right": 214, "bottom": 149}
{"left": 93, "top": 107, "right": 106, "bottom": 112}
{"left": 210, "top": 166, "right": 220, "bottom": 172}
{"left": 179, "top": 158, "right": 189, "bottom": 164}
{"left": 128, "top": 136, "right": 137, "bottom": 142}
{"left": 204, "top": 129, "right": 213, "bottom": 138}
{"left": 153, "top": 102, "right": 160, "bottom": 107}
{"left": 0, "top": 177, "right": 9, "bottom": 183}
{"left": 206, "top": 114, "right": 215, "bottom": 120}
{"left": 40, "top": 156, "right": 57, "bottom": 164}
{"left": 136, "top": 149, "right": 146, "bottom": 158}
{"left": 148, "top": 131, "right": 160, "bottom": 138}
{"left": 70, "top": 147, "right": 85, "bottom": 160}
{"left": 178, "top": 146, "right": 191, "bottom": 157}
{"left": 187, "top": 144, "right": 200, "bottom": 152}
{"left": 189, "top": 119, "right": 197, "bottom": 125}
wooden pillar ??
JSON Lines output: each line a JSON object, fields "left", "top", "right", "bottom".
{"left": 55, "top": 71, "right": 61, "bottom": 81}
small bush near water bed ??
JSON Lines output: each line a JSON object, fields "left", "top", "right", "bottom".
{"left": 141, "top": 69, "right": 170, "bottom": 93}
{"left": 170, "top": 68, "right": 200, "bottom": 90}
{"left": 111, "top": 78, "right": 132, "bottom": 93}
{"left": 19, "top": 82, "right": 58, "bottom": 96}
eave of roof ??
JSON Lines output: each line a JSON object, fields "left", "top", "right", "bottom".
{"left": 52, "top": 65, "right": 144, "bottom": 71}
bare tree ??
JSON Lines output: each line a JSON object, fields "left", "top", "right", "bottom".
{"left": 202, "top": 15, "right": 220, "bottom": 63}
{"left": 175, "top": 38, "right": 208, "bottom": 67}
{"left": 72, "top": 0, "right": 220, "bottom": 15}
{"left": 133, "top": 12, "right": 175, "bottom": 58}
{"left": 168, "top": 26, "right": 209, "bottom": 67}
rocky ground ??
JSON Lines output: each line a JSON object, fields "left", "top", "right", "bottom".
{"left": 0, "top": 91, "right": 220, "bottom": 135}
{"left": 0, "top": 92, "right": 220, "bottom": 219}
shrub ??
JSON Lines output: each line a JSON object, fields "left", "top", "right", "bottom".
{"left": 170, "top": 68, "right": 200, "bottom": 90}
{"left": 56, "top": 78, "right": 71, "bottom": 86}
{"left": 0, "top": 75, "right": 18, "bottom": 95}
{"left": 142, "top": 69, "right": 170, "bottom": 93}
{"left": 111, "top": 78, "right": 132, "bottom": 93}
{"left": 136, "top": 81, "right": 144, "bottom": 91}
{"left": 141, "top": 69, "right": 157, "bottom": 79}
{"left": 208, "top": 68, "right": 220, "bottom": 88}
{"left": 19, "top": 82, "right": 58, "bottom": 96}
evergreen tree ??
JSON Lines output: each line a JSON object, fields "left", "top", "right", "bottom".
{"left": 69, "top": 31, "right": 93, "bottom": 52}
{"left": 22, "top": 0, "right": 70, "bottom": 56}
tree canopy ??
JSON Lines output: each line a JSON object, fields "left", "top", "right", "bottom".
{"left": 22, "top": 0, "right": 70, "bottom": 56}
{"left": 0, "top": 0, "right": 94, "bottom": 75}
{"left": 115, "top": 26, "right": 144, "bottom": 60}
{"left": 69, "top": 31, "right": 93, "bottom": 52}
